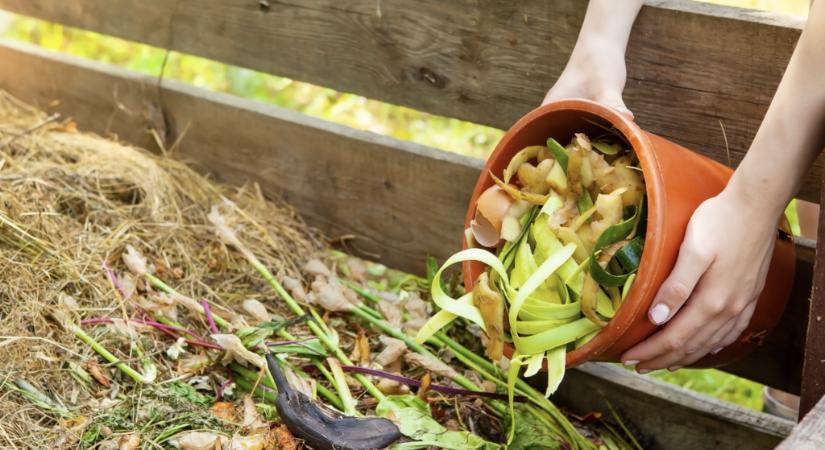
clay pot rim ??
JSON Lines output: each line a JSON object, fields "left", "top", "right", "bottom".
{"left": 463, "top": 99, "right": 666, "bottom": 366}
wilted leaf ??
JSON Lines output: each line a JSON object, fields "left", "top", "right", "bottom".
{"left": 118, "top": 432, "right": 141, "bottom": 450}
{"left": 242, "top": 395, "right": 268, "bottom": 431}
{"left": 308, "top": 277, "right": 356, "bottom": 312}
{"left": 122, "top": 245, "right": 147, "bottom": 277}
{"left": 86, "top": 359, "right": 111, "bottom": 387}
{"left": 265, "top": 425, "right": 297, "bottom": 450}
{"left": 303, "top": 259, "right": 333, "bottom": 278}
{"left": 209, "top": 402, "right": 238, "bottom": 422}
{"left": 211, "top": 334, "right": 265, "bottom": 368}
{"left": 375, "top": 336, "right": 407, "bottom": 368}
{"left": 242, "top": 299, "right": 271, "bottom": 323}
{"left": 229, "top": 433, "right": 266, "bottom": 450}
{"left": 168, "top": 431, "right": 228, "bottom": 450}
{"left": 404, "top": 353, "right": 459, "bottom": 380}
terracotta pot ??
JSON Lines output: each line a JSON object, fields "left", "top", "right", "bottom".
{"left": 463, "top": 99, "right": 796, "bottom": 367}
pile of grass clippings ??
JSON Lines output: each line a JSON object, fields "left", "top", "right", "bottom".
{"left": 0, "top": 91, "right": 640, "bottom": 450}
{"left": 0, "top": 90, "right": 322, "bottom": 448}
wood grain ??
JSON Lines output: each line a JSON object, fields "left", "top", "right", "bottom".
{"left": 559, "top": 363, "right": 793, "bottom": 450}
{"left": 777, "top": 394, "right": 825, "bottom": 449}
{"left": 0, "top": 39, "right": 813, "bottom": 393}
{"left": 0, "top": 0, "right": 820, "bottom": 201}
{"left": 800, "top": 174, "right": 825, "bottom": 417}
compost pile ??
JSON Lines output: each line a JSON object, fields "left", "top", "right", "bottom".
{"left": 0, "top": 91, "right": 640, "bottom": 450}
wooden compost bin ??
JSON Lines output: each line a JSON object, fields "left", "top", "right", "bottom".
{"left": 0, "top": 0, "right": 824, "bottom": 448}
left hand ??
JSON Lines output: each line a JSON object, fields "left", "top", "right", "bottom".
{"left": 620, "top": 185, "right": 779, "bottom": 372}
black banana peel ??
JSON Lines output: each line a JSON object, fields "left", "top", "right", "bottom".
{"left": 265, "top": 353, "right": 401, "bottom": 450}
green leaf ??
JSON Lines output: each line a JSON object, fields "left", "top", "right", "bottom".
{"left": 269, "top": 338, "right": 328, "bottom": 357}
{"left": 546, "top": 138, "right": 569, "bottom": 172}
{"left": 592, "top": 141, "right": 621, "bottom": 155}
{"left": 576, "top": 191, "right": 594, "bottom": 214}
{"left": 377, "top": 395, "right": 500, "bottom": 450}
{"left": 506, "top": 404, "right": 564, "bottom": 450}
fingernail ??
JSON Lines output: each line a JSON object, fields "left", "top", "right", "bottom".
{"left": 623, "top": 360, "right": 639, "bottom": 366}
{"left": 668, "top": 366, "right": 682, "bottom": 372}
{"left": 650, "top": 304, "right": 670, "bottom": 325}
{"left": 637, "top": 369, "right": 650, "bottom": 374}
{"left": 711, "top": 347, "right": 723, "bottom": 355}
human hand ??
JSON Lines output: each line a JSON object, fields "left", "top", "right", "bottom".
{"left": 543, "top": 41, "right": 633, "bottom": 120}
{"left": 621, "top": 185, "right": 779, "bottom": 372}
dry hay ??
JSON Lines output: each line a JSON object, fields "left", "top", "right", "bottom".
{"left": 0, "top": 90, "right": 323, "bottom": 448}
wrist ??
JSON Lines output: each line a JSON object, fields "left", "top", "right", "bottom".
{"left": 724, "top": 163, "right": 790, "bottom": 223}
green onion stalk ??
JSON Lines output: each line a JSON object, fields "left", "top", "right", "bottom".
{"left": 206, "top": 208, "right": 385, "bottom": 402}
{"left": 143, "top": 273, "right": 345, "bottom": 410}
{"left": 346, "top": 282, "right": 594, "bottom": 450}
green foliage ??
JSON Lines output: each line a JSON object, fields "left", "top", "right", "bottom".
{"left": 79, "top": 383, "right": 231, "bottom": 449}
{"left": 651, "top": 368, "right": 764, "bottom": 411}
{"left": 504, "top": 404, "right": 563, "bottom": 450}
{"left": 376, "top": 395, "right": 501, "bottom": 449}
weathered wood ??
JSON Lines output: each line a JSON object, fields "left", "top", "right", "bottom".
{"left": 0, "top": 39, "right": 813, "bottom": 393}
{"left": 0, "top": 0, "right": 821, "bottom": 202}
{"left": 559, "top": 363, "right": 793, "bottom": 450}
{"left": 777, "top": 394, "right": 825, "bottom": 449}
{"left": 800, "top": 174, "right": 825, "bottom": 417}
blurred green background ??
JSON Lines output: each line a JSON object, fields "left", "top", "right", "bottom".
{"left": 0, "top": 0, "right": 808, "bottom": 413}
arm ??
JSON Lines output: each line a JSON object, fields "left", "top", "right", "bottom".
{"left": 622, "top": 0, "right": 825, "bottom": 371}
{"left": 542, "top": 0, "right": 644, "bottom": 118}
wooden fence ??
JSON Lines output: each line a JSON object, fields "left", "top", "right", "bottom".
{"left": 1, "top": 1, "right": 823, "bottom": 448}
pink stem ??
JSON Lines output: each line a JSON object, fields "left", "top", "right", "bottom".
{"left": 81, "top": 317, "right": 223, "bottom": 350}
{"left": 102, "top": 262, "right": 129, "bottom": 299}
{"left": 201, "top": 299, "right": 220, "bottom": 334}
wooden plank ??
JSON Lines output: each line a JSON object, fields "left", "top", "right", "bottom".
{"left": 0, "top": 39, "right": 813, "bottom": 392}
{"left": 777, "top": 394, "right": 825, "bottom": 449}
{"left": 0, "top": 0, "right": 821, "bottom": 202}
{"left": 559, "top": 363, "right": 793, "bottom": 450}
{"left": 800, "top": 173, "right": 825, "bottom": 416}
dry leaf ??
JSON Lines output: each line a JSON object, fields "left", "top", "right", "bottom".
{"left": 229, "top": 433, "right": 266, "bottom": 450}
{"left": 178, "top": 353, "right": 211, "bottom": 374}
{"left": 118, "top": 433, "right": 141, "bottom": 450}
{"left": 376, "top": 378, "right": 410, "bottom": 396}
{"left": 242, "top": 395, "right": 268, "bottom": 431}
{"left": 303, "top": 259, "right": 333, "bottom": 278}
{"left": 282, "top": 276, "right": 307, "bottom": 302}
{"left": 86, "top": 359, "right": 111, "bottom": 387}
{"left": 404, "top": 353, "right": 459, "bottom": 379}
{"left": 402, "top": 292, "right": 429, "bottom": 332}
{"left": 122, "top": 245, "right": 147, "bottom": 277}
{"left": 346, "top": 258, "right": 368, "bottom": 281}
{"left": 351, "top": 328, "right": 371, "bottom": 366}
{"left": 265, "top": 425, "right": 298, "bottom": 450}
{"left": 308, "top": 277, "right": 355, "bottom": 312}
{"left": 375, "top": 336, "right": 407, "bottom": 368}
{"left": 211, "top": 334, "right": 265, "bottom": 368}
{"left": 168, "top": 431, "right": 229, "bottom": 450}
{"left": 242, "top": 299, "right": 271, "bottom": 323}
{"left": 378, "top": 301, "right": 402, "bottom": 327}
{"left": 209, "top": 402, "right": 238, "bottom": 422}
{"left": 417, "top": 372, "right": 432, "bottom": 400}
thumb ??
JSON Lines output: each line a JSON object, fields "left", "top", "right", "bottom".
{"left": 649, "top": 245, "right": 712, "bottom": 325}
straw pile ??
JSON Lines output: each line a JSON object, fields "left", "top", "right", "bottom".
{"left": 0, "top": 91, "right": 641, "bottom": 450}
{"left": 0, "top": 90, "right": 323, "bottom": 447}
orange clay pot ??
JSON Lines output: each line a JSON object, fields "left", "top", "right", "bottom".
{"left": 463, "top": 99, "right": 796, "bottom": 368}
